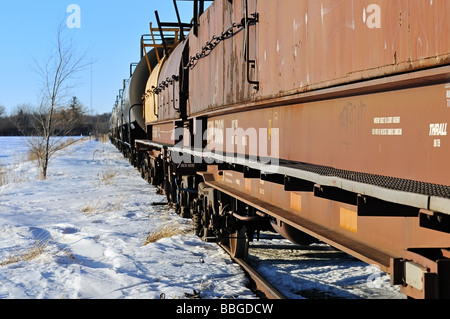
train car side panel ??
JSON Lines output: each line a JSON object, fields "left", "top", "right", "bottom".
{"left": 189, "top": 0, "right": 252, "bottom": 115}
{"left": 205, "top": 79, "right": 450, "bottom": 188}
{"left": 144, "top": 58, "right": 165, "bottom": 126}
{"left": 157, "top": 39, "right": 189, "bottom": 122}
{"left": 188, "top": 0, "right": 450, "bottom": 114}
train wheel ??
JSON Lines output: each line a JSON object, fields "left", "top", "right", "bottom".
{"left": 229, "top": 227, "right": 249, "bottom": 260}
{"left": 192, "top": 211, "right": 202, "bottom": 237}
{"left": 149, "top": 168, "right": 157, "bottom": 185}
{"left": 139, "top": 157, "right": 147, "bottom": 180}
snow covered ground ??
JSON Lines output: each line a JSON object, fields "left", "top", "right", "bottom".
{"left": 0, "top": 137, "right": 253, "bottom": 300}
{"left": 0, "top": 136, "right": 405, "bottom": 302}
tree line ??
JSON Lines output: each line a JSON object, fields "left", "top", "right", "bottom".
{"left": 0, "top": 98, "right": 111, "bottom": 137}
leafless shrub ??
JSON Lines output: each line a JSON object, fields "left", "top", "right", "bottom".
{"left": 12, "top": 23, "right": 90, "bottom": 180}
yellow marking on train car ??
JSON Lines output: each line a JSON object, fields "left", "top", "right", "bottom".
{"left": 340, "top": 207, "right": 358, "bottom": 233}
{"left": 268, "top": 119, "right": 272, "bottom": 141}
{"left": 290, "top": 193, "right": 302, "bottom": 212}
{"left": 245, "top": 179, "right": 252, "bottom": 193}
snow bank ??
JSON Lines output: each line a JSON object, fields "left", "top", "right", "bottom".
{"left": 0, "top": 137, "right": 255, "bottom": 300}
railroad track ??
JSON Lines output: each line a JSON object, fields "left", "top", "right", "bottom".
{"left": 220, "top": 233, "right": 406, "bottom": 300}
{"left": 219, "top": 243, "right": 286, "bottom": 299}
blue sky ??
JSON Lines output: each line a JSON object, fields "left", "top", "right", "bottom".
{"left": 0, "top": 1, "right": 199, "bottom": 115}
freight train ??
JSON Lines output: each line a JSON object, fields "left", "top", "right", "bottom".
{"left": 110, "top": 0, "right": 450, "bottom": 299}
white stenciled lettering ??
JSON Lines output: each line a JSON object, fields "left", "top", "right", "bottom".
{"left": 373, "top": 116, "right": 401, "bottom": 124}
{"left": 372, "top": 128, "right": 402, "bottom": 136}
{"left": 429, "top": 123, "right": 448, "bottom": 136}
{"left": 372, "top": 116, "right": 402, "bottom": 136}
{"left": 434, "top": 139, "right": 441, "bottom": 148}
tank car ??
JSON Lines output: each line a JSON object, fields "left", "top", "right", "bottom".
{"left": 112, "top": 0, "right": 450, "bottom": 299}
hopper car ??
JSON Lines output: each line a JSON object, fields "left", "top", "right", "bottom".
{"left": 110, "top": 0, "right": 450, "bottom": 299}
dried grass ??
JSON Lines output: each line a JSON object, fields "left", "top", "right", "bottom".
{"left": 0, "top": 234, "right": 76, "bottom": 267}
{"left": 0, "top": 239, "right": 50, "bottom": 266}
{"left": 98, "top": 171, "right": 117, "bottom": 185}
{"left": 81, "top": 196, "right": 124, "bottom": 215}
{"left": 98, "top": 134, "right": 109, "bottom": 143}
{"left": 0, "top": 160, "right": 26, "bottom": 186}
{"left": 143, "top": 224, "right": 190, "bottom": 245}
{"left": 81, "top": 204, "right": 97, "bottom": 214}
{"left": 0, "top": 160, "right": 6, "bottom": 186}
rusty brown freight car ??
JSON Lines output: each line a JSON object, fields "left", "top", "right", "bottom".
{"left": 183, "top": 0, "right": 450, "bottom": 299}
{"left": 122, "top": 0, "right": 450, "bottom": 299}
{"left": 189, "top": 0, "right": 450, "bottom": 112}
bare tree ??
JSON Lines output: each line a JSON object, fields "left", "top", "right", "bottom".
{"left": 29, "top": 24, "right": 89, "bottom": 179}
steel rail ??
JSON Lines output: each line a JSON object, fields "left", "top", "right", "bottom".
{"left": 218, "top": 243, "right": 286, "bottom": 300}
